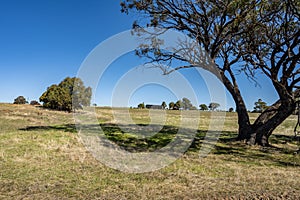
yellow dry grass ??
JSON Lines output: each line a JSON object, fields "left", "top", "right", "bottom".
{"left": 0, "top": 103, "right": 299, "bottom": 199}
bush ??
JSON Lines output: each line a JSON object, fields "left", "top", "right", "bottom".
{"left": 30, "top": 100, "right": 41, "bottom": 106}
{"left": 14, "top": 96, "right": 27, "bottom": 104}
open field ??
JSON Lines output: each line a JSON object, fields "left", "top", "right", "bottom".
{"left": 0, "top": 103, "right": 300, "bottom": 199}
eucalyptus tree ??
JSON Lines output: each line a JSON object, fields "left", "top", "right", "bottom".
{"left": 121, "top": 0, "right": 300, "bottom": 146}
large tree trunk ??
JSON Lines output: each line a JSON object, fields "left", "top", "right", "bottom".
{"left": 220, "top": 71, "right": 252, "bottom": 141}
{"left": 236, "top": 101, "right": 252, "bottom": 141}
{"left": 220, "top": 71, "right": 296, "bottom": 146}
{"left": 246, "top": 100, "right": 295, "bottom": 146}
{"left": 246, "top": 81, "right": 297, "bottom": 146}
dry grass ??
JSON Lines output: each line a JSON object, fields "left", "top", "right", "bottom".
{"left": 0, "top": 103, "right": 299, "bottom": 199}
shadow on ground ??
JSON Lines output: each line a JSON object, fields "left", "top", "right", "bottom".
{"left": 20, "top": 124, "right": 77, "bottom": 133}
{"left": 20, "top": 123, "right": 300, "bottom": 167}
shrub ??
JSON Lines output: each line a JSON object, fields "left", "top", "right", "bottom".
{"left": 30, "top": 100, "right": 41, "bottom": 106}
{"left": 14, "top": 96, "right": 27, "bottom": 104}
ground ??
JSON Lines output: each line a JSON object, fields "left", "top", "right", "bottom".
{"left": 0, "top": 103, "right": 299, "bottom": 199}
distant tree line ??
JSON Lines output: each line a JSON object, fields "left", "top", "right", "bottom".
{"left": 137, "top": 97, "right": 197, "bottom": 110}
{"left": 137, "top": 98, "right": 223, "bottom": 111}
{"left": 168, "top": 98, "right": 197, "bottom": 110}
{"left": 13, "top": 96, "right": 41, "bottom": 106}
{"left": 136, "top": 99, "right": 269, "bottom": 113}
{"left": 12, "top": 79, "right": 267, "bottom": 115}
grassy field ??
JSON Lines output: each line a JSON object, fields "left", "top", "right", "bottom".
{"left": 0, "top": 103, "right": 300, "bottom": 199}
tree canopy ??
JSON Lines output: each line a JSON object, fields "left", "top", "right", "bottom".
{"left": 199, "top": 104, "right": 208, "bottom": 111}
{"left": 169, "top": 101, "right": 175, "bottom": 110}
{"left": 161, "top": 101, "right": 167, "bottom": 109}
{"left": 14, "top": 96, "right": 27, "bottom": 104}
{"left": 39, "top": 77, "right": 92, "bottom": 112}
{"left": 138, "top": 102, "right": 145, "bottom": 109}
{"left": 208, "top": 102, "right": 220, "bottom": 111}
{"left": 174, "top": 100, "right": 182, "bottom": 110}
{"left": 182, "top": 97, "right": 193, "bottom": 110}
{"left": 253, "top": 99, "right": 268, "bottom": 113}
{"left": 121, "top": 0, "right": 300, "bottom": 146}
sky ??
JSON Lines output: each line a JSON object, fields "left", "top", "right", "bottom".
{"left": 0, "top": 0, "right": 278, "bottom": 110}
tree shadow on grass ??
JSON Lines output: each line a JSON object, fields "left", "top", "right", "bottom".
{"left": 269, "top": 134, "right": 300, "bottom": 145}
{"left": 20, "top": 124, "right": 78, "bottom": 133}
{"left": 20, "top": 123, "right": 300, "bottom": 167}
{"left": 212, "top": 134, "right": 300, "bottom": 167}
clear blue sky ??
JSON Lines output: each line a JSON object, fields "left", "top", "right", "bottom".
{"left": 0, "top": 0, "right": 278, "bottom": 110}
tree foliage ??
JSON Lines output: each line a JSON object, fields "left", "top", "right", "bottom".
{"left": 199, "top": 104, "right": 208, "bottom": 111}
{"left": 161, "top": 101, "right": 167, "bottom": 109}
{"left": 168, "top": 98, "right": 195, "bottom": 110}
{"left": 138, "top": 102, "right": 145, "bottom": 109}
{"left": 253, "top": 99, "right": 268, "bottom": 113}
{"left": 174, "top": 100, "right": 182, "bottom": 110}
{"left": 182, "top": 97, "right": 194, "bottom": 110}
{"left": 30, "top": 100, "right": 40, "bottom": 106}
{"left": 39, "top": 77, "right": 92, "bottom": 112}
{"left": 14, "top": 96, "right": 27, "bottom": 104}
{"left": 208, "top": 102, "right": 220, "bottom": 111}
{"left": 169, "top": 101, "right": 175, "bottom": 110}
{"left": 121, "top": 0, "right": 300, "bottom": 146}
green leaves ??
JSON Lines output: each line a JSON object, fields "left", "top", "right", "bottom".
{"left": 253, "top": 98, "right": 268, "bottom": 113}
{"left": 39, "top": 77, "right": 92, "bottom": 112}
{"left": 208, "top": 102, "right": 220, "bottom": 111}
{"left": 199, "top": 104, "right": 208, "bottom": 111}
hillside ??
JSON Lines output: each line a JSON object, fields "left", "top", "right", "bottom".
{"left": 0, "top": 104, "right": 299, "bottom": 199}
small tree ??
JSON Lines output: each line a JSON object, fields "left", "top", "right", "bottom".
{"left": 40, "top": 77, "right": 92, "bottom": 112}
{"left": 182, "top": 97, "right": 193, "bottom": 110}
{"left": 174, "top": 100, "right": 182, "bottom": 110}
{"left": 253, "top": 99, "right": 268, "bottom": 113}
{"left": 228, "top": 107, "right": 234, "bottom": 112}
{"left": 138, "top": 102, "right": 145, "bottom": 109}
{"left": 161, "top": 101, "right": 167, "bottom": 109}
{"left": 169, "top": 102, "right": 175, "bottom": 110}
{"left": 14, "top": 96, "right": 27, "bottom": 104}
{"left": 199, "top": 104, "right": 208, "bottom": 111}
{"left": 209, "top": 102, "right": 220, "bottom": 111}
